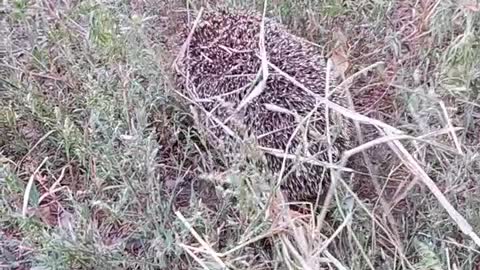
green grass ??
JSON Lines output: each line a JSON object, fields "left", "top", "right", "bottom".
{"left": 1, "top": 0, "right": 480, "bottom": 269}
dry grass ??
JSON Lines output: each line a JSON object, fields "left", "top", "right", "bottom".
{"left": 1, "top": 0, "right": 480, "bottom": 269}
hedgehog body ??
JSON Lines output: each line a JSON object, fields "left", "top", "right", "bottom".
{"left": 174, "top": 9, "right": 353, "bottom": 203}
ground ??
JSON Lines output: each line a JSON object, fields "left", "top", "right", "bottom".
{"left": 1, "top": 0, "right": 480, "bottom": 269}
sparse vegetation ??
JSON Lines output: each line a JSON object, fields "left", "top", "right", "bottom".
{"left": 0, "top": 0, "right": 479, "bottom": 269}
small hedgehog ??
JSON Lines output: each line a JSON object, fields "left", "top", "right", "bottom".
{"left": 173, "top": 8, "right": 353, "bottom": 203}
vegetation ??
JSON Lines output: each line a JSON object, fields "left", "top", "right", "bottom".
{"left": 1, "top": 0, "right": 479, "bottom": 269}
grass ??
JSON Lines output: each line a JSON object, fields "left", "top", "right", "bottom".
{"left": 1, "top": 0, "right": 480, "bottom": 269}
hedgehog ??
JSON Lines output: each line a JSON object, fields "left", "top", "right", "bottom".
{"left": 172, "top": 8, "right": 354, "bottom": 204}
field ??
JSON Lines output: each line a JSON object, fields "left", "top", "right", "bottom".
{"left": 1, "top": 0, "right": 480, "bottom": 269}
